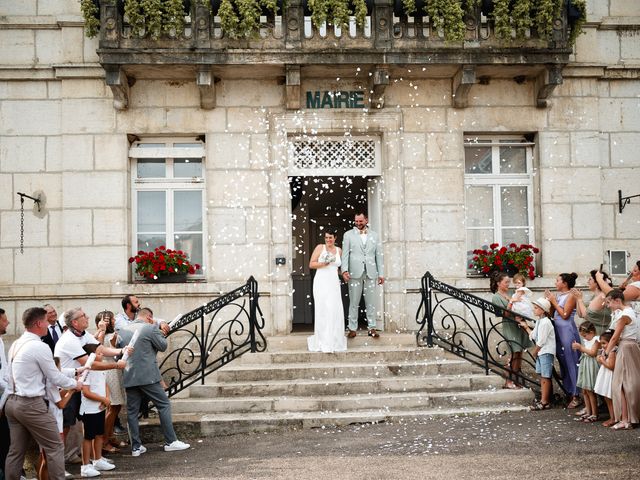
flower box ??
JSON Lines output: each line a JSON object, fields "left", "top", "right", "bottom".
{"left": 469, "top": 243, "right": 539, "bottom": 279}
{"left": 129, "top": 246, "right": 201, "bottom": 282}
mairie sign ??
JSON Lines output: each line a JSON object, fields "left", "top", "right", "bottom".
{"left": 306, "top": 90, "right": 365, "bottom": 109}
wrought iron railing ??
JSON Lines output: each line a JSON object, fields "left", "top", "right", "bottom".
{"left": 416, "top": 271, "right": 566, "bottom": 395}
{"left": 159, "top": 276, "right": 266, "bottom": 397}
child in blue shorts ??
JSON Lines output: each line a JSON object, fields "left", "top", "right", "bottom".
{"left": 518, "top": 297, "right": 556, "bottom": 410}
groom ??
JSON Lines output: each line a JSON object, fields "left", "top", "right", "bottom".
{"left": 341, "top": 211, "right": 384, "bottom": 338}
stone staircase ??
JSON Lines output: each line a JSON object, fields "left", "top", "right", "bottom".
{"left": 140, "top": 333, "right": 534, "bottom": 440}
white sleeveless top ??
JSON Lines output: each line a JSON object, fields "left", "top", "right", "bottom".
{"left": 608, "top": 306, "right": 639, "bottom": 341}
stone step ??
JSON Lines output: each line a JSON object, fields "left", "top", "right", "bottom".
{"left": 149, "top": 336, "right": 533, "bottom": 439}
{"left": 211, "top": 358, "right": 479, "bottom": 382}
{"left": 171, "top": 388, "right": 533, "bottom": 414}
{"left": 141, "top": 403, "right": 531, "bottom": 441}
{"left": 265, "top": 333, "right": 417, "bottom": 352}
{"left": 189, "top": 373, "right": 503, "bottom": 398}
{"left": 236, "top": 346, "right": 442, "bottom": 365}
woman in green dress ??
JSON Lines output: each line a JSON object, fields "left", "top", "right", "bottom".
{"left": 491, "top": 271, "right": 532, "bottom": 389}
{"left": 572, "top": 269, "right": 612, "bottom": 335}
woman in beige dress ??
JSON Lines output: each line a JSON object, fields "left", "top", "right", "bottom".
{"left": 604, "top": 289, "right": 640, "bottom": 430}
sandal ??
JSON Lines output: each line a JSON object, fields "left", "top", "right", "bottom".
{"left": 567, "top": 397, "right": 583, "bottom": 409}
{"left": 574, "top": 407, "right": 587, "bottom": 417}
{"left": 581, "top": 415, "right": 598, "bottom": 423}
{"left": 602, "top": 419, "right": 616, "bottom": 427}
{"left": 102, "top": 445, "right": 119, "bottom": 454}
{"left": 611, "top": 421, "right": 633, "bottom": 430}
{"left": 530, "top": 402, "right": 551, "bottom": 411}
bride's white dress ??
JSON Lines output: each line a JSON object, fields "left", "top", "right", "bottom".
{"left": 307, "top": 246, "right": 347, "bottom": 353}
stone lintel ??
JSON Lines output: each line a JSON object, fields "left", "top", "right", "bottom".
{"left": 104, "top": 66, "right": 132, "bottom": 111}
{"left": 535, "top": 65, "right": 563, "bottom": 109}
{"left": 197, "top": 66, "right": 217, "bottom": 110}
{"left": 369, "top": 66, "right": 390, "bottom": 109}
{"left": 286, "top": 65, "right": 301, "bottom": 110}
{"left": 452, "top": 65, "right": 476, "bottom": 108}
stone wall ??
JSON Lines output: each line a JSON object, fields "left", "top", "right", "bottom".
{"left": 1, "top": 1, "right": 639, "bottom": 336}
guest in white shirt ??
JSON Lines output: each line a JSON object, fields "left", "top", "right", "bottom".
{"left": 55, "top": 308, "right": 127, "bottom": 435}
{"left": 4, "top": 307, "right": 81, "bottom": 480}
{"left": 0, "top": 307, "right": 11, "bottom": 479}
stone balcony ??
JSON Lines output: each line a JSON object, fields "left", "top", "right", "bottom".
{"left": 96, "top": 0, "right": 574, "bottom": 110}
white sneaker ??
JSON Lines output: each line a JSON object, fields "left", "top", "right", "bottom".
{"left": 100, "top": 457, "right": 114, "bottom": 464}
{"left": 131, "top": 445, "right": 147, "bottom": 457}
{"left": 80, "top": 464, "right": 101, "bottom": 477}
{"left": 92, "top": 458, "right": 115, "bottom": 471}
{"left": 164, "top": 440, "right": 190, "bottom": 451}
{"left": 64, "top": 471, "right": 74, "bottom": 480}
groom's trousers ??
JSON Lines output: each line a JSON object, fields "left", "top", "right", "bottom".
{"left": 347, "top": 275, "right": 377, "bottom": 331}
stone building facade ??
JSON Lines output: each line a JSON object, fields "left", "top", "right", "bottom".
{"left": 0, "top": 0, "right": 638, "bottom": 337}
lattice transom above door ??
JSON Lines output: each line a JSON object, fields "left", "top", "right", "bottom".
{"left": 288, "top": 137, "right": 381, "bottom": 176}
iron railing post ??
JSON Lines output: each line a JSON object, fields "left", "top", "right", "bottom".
{"left": 481, "top": 310, "right": 489, "bottom": 375}
{"left": 200, "top": 312, "right": 206, "bottom": 385}
{"left": 425, "top": 273, "right": 434, "bottom": 347}
{"left": 249, "top": 277, "right": 258, "bottom": 352}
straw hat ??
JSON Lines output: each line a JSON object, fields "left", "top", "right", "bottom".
{"left": 531, "top": 297, "right": 551, "bottom": 315}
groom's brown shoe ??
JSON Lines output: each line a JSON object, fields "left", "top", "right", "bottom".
{"left": 346, "top": 330, "right": 357, "bottom": 338}
{"left": 367, "top": 329, "right": 380, "bottom": 338}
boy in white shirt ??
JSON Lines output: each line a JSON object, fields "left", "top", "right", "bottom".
{"left": 518, "top": 297, "right": 556, "bottom": 410}
{"left": 79, "top": 349, "right": 116, "bottom": 477}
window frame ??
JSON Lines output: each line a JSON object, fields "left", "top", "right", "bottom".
{"left": 464, "top": 136, "right": 536, "bottom": 275}
{"left": 130, "top": 137, "right": 206, "bottom": 281}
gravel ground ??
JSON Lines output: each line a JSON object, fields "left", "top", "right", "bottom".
{"left": 68, "top": 409, "right": 640, "bottom": 480}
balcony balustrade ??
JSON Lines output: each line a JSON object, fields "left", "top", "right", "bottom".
{"left": 95, "top": 0, "right": 574, "bottom": 110}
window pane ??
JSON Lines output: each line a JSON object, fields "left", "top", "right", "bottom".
{"left": 137, "top": 159, "right": 166, "bottom": 178}
{"left": 174, "top": 191, "right": 202, "bottom": 232}
{"left": 137, "top": 234, "right": 165, "bottom": 252}
{"left": 501, "top": 186, "right": 528, "bottom": 226}
{"left": 465, "top": 186, "right": 494, "bottom": 227}
{"left": 465, "top": 145, "right": 492, "bottom": 174}
{"left": 466, "top": 229, "right": 495, "bottom": 270}
{"left": 502, "top": 228, "right": 530, "bottom": 246}
{"left": 174, "top": 159, "right": 202, "bottom": 178}
{"left": 174, "top": 233, "right": 203, "bottom": 269}
{"left": 173, "top": 143, "right": 201, "bottom": 148}
{"left": 137, "top": 191, "right": 166, "bottom": 232}
{"left": 137, "top": 143, "right": 165, "bottom": 148}
{"left": 467, "top": 229, "right": 494, "bottom": 250}
{"left": 499, "top": 146, "right": 527, "bottom": 173}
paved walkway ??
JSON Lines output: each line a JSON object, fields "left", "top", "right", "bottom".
{"left": 68, "top": 409, "right": 639, "bottom": 479}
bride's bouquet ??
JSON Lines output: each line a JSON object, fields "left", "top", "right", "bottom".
{"left": 319, "top": 252, "right": 336, "bottom": 264}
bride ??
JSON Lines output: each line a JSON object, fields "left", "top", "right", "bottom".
{"left": 307, "top": 230, "right": 347, "bottom": 353}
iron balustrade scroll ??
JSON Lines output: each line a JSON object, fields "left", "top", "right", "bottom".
{"left": 159, "top": 276, "right": 266, "bottom": 398}
{"left": 416, "top": 271, "right": 567, "bottom": 395}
